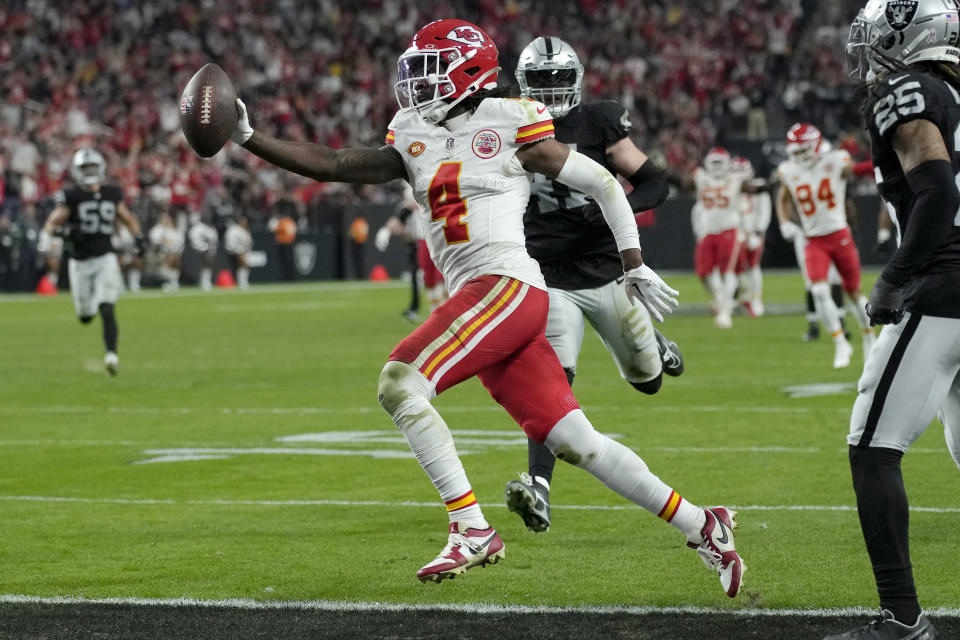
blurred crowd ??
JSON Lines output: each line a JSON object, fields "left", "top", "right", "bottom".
{"left": 1, "top": 0, "right": 870, "bottom": 290}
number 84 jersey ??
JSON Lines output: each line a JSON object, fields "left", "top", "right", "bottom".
{"left": 386, "top": 98, "right": 553, "bottom": 294}
{"left": 55, "top": 185, "right": 125, "bottom": 261}
{"left": 777, "top": 149, "right": 852, "bottom": 238}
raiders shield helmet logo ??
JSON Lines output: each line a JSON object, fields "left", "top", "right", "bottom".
{"left": 294, "top": 241, "right": 317, "bottom": 276}
{"left": 886, "top": 0, "right": 918, "bottom": 31}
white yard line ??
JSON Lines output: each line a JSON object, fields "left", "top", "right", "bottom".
{"left": 0, "top": 594, "right": 956, "bottom": 617}
{"left": 0, "top": 404, "right": 850, "bottom": 416}
{"left": 1, "top": 495, "right": 957, "bottom": 514}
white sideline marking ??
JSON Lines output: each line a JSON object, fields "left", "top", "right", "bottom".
{"left": 0, "top": 404, "right": 850, "bottom": 416}
{"left": 2, "top": 495, "right": 958, "bottom": 514}
{"left": 0, "top": 595, "right": 957, "bottom": 618}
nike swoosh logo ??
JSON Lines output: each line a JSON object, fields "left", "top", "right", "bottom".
{"left": 712, "top": 511, "right": 730, "bottom": 545}
{"left": 466, "top": 533, "right": 497, "bottom": 554}
{"left": 537, "top": 106, "right": 546, "bottom": 115}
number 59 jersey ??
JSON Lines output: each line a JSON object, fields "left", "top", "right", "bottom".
{"left": 386, "top": 98, "right": 554, "bottom": 294}
{"left": 776, "top": 149, "right": 852, "bottom": 238}
{"left": 55, "top": 185, "right": 125, "bottom": 260}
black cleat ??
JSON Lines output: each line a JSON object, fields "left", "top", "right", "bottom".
{"left": 655, "top": 330, "right": 684, "bottom": 376}
{"left": 504, "top": 473, "right": 550, "bottom": 532}
{"left": 802, "top": 322, "right": 820, "bottom": 342}
{"left": 822, "top": 610, "right": 938, "bottom": 639}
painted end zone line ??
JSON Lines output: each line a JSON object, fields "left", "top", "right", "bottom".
{"left": 0, "top": 595, "right": 957, "bottom": 618}
{"left": 2, "top": 495, "right": 958, "bottom": 514}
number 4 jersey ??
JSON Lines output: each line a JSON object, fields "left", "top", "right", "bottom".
{"left": 55, "top": 185, "right": 124, "bottom": 260}
{"left": 776, "top": 149, "right": 851, "bottom": 238}
{"left": 866, "top": 71, "right": 960, "bottom": 317}
{"left": 386, "top": 98, "right": 552, "bottom": 294}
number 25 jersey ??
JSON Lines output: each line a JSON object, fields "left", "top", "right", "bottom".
{"left": 866, "top": 71, "right": 960, "bottom": 317}
{"left": 386, "top": 98, "right": 554, "bottom": 294}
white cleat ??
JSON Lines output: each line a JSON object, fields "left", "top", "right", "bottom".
{"left": 416, "top": 522, "right": 505, "bottom": 583}
{"left": 715, "top": 311, "right": 732, "bottom": 329}
{"left": 833, "top": 339, "right": 854, "bottom": 369}
{"left": 687, "top": 507, "right": 745, "bottom": 598}
{"left": 752, "top": 299, "right": 765, "bottom": 317}
{"left": 104, "top": 352, "right": 119, "bottom": 377}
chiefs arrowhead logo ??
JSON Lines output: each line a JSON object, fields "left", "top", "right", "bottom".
{"left": 446, "top": 26, "right": 485, "bottom": 47}
{"left": 407, "top": 141, "right": 426, "bottom": 157}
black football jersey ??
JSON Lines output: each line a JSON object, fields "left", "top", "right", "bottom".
{"left": 56, "top": 185, "right": 124, "bottom": 260}
{"left": 866, "top": 71, "right": 960, "bottom": 317}
{"left": 523, "top": 101, "right": 633, "bottom": 290}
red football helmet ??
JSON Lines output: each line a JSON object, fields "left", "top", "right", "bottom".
{"left": 731, "top": 155, "right": 754, "bottom": 179}
{"left": 786, "top": 123, "right": 822, "bottom": 166}
{"left": 704, "top": 147, "right": 731, "bottom": 177}
{"left": 394, "top": 19, "right": 501, "bottom": 124}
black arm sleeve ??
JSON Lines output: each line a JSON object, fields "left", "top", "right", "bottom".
{"left": 397, "top": 207, "right": 414, "bottom": 224}
{"left": 882, "top": 159, "right": 960, "bottom": 287}
{"left": 625, "top": 161, "right": 669, "bottom": 212}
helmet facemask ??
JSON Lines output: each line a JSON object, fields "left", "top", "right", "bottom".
{"left": 395, "top": 47, "right": 498, "bottom": 124}
{"left": 70, "top": 150, "right": 106, "bottom": 188}
{"left": 521, "top": 68, "right": 581, "bottom": 118}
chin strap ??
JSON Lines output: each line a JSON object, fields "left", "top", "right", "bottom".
{"left": 420, "top": 67, "right": 501, "bottom": 124}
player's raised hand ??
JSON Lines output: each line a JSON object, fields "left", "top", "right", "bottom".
{"left": 231, "top": 98, "right": 254, "bottom": 146}
{"left": 624, "top": 264, "right": 679, "bottom": 323}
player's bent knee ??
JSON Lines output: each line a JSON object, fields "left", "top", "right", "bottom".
{"left": 543, "top": 409, "right": 607, "bottom": 469}
{"left": 631, "top": 374, "right": 663, "bottom": 395}
{"left": 377, "top": 360, "right": 431, "bottom": 418}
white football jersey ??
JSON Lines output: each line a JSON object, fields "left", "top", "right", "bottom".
{"left": 188, "top": 222, "right": 218, "bottom": 252}
{"left": 693, "top": 168, "right": 743, "bottom": 234}
{"left": 777, "top": 149, "right": 852, "bottom": 237}
{"left": 149, "top": 224, "right": 184, "bottom": 255}
{"left": 740, "top": 191, "right": 772, "bottom": 235}
{"left": 224, "top": 223, "right": 253, "bottom": 255}
{"left": 386, "top": 98, "right": 553, "bottom": 294}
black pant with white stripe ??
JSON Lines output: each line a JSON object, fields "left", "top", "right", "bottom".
{"left": 847, "top": 312, "right": 960, "bottom": 624}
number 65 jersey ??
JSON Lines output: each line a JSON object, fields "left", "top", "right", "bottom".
{"left": 866, "top": 71, "right": 960, "bottom": 317}
{"left": 386, "top": 98, "right": 554, "bottom": 294}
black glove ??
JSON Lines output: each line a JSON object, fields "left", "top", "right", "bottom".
{"left": 865, "top": 277, "right": 904, "bottom": 326}
{"left": 134, "top": 234, "right": 147, "bottom": 257}
{"left": 876, "top": 237, "right": 896, "bottom": 260}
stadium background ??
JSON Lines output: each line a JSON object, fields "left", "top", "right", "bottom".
{"left": 0, "top": 0, "right": 880, "bottom": 290}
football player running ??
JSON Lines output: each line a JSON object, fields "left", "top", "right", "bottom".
{"left": 692, "top": 148, "right": 763, "bottom": 328}
{"left": 824, "top": 2, "right": 960, "bottom": 638}
{"left": 777, "top": 123, "right": 876, "bottom": 369}
{"left": 732, "top": 156, "right": 771, "bottom": 317}
{"left": 503, "top": 36, "right": 683, "bottom": 534}
{"left": 229, "top": 19, "right": 744, "bottom": 595}
{"left": 39, "top": 149, "right": 144, "bottom": 375}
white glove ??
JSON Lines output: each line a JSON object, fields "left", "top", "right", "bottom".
{"left": 231, "top": 98, "right": 254, "bottom": 145}
{"left": 779, "top": 221, "right": 801, "bottom": 241}
{"left": 623, "top": 264, "right": 679, "bottom": 323}
{"left": 747, "top": 233, "right": 763, "bottom": 250}
{"left": 877, "top": 228, "right": 891, "bottom": 245}
{"left": 37, "top": 229, "right": 52, "bottom": 254}
{"left": 374, "top": 226, "right": 391, "bottom": 252}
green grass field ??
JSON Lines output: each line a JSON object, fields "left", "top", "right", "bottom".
{"left": 1, "top": 272, "right": 957, "bottom": 621}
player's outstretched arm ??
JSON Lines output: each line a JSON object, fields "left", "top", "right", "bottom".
{"left": 518, "top": 138, "right": 678, "bottom": 321}
{"left": 775, "top": 182, "right": 801, "bottom": 241}
{"left": 233, "top": 99, "right": 407, "bottom": 185}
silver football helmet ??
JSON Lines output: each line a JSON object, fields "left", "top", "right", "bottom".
{"left": 847, "top": 0, "right": 960, "bottom": 80}
{"left": 69, "top": 148, "right": 106, "bottom": 187}
{"left": 515, "top": 36, "right": 584, "bottom": 118}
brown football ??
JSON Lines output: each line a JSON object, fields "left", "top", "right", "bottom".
{"left": 179, "top": 63, "right": 237, "bottom": 158}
